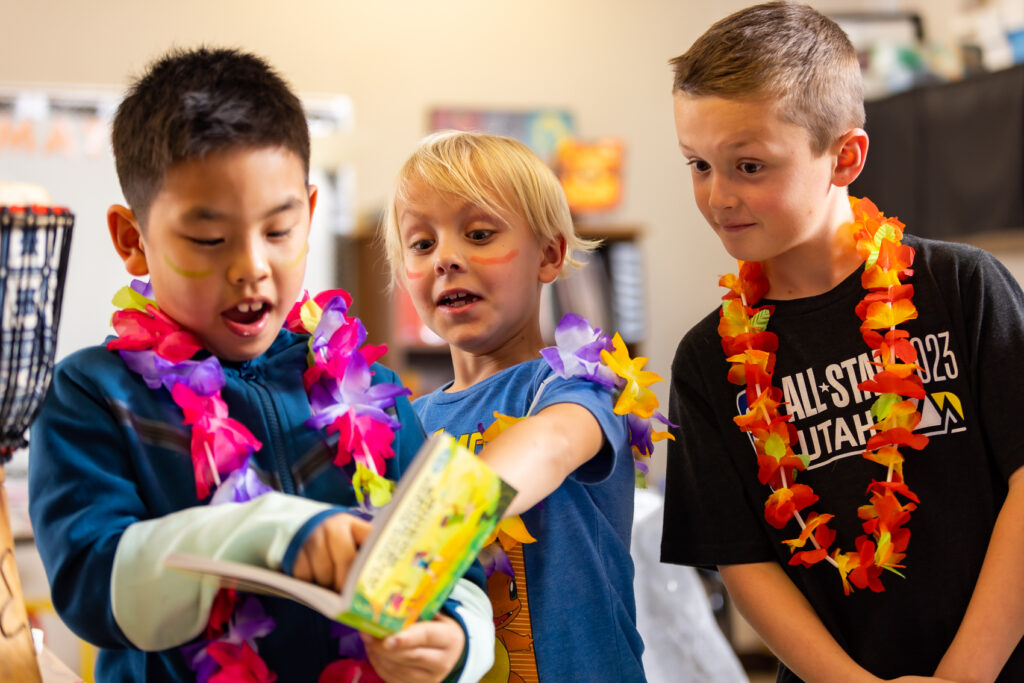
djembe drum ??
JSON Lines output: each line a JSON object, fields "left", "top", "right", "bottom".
{"left": 0, "top": 193, "right": 74, "bottom": 682}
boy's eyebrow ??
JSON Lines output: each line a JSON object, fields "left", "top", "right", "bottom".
{"left": 182, "top": 196, "right": 305, "bottom": 222}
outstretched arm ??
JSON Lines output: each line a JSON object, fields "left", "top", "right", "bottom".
{"left": 934, "top": 465, "right": 1024, "bottom": 682}
{"left": 720, "top": 562, "right": 954, "bottom": 683}
{"left": 475, "top": 402, "right": 604, "bottom": 517}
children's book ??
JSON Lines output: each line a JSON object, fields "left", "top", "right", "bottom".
{"left": 164, "top": 432, "right": 515, "bottom": 638}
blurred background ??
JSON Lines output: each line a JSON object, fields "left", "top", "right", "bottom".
{"left": 2, "top": 0, "right": 1021, "bottom": 679}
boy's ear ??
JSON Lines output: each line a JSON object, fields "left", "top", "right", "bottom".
{"left": 107, "top": 205, "right": 150, "bottom": 276}
{"left": 307, "top": 184, "right": 319, "bottom": 224}
{"left": 831, "top": 128, "right": 869, "bottom": 188}
{"left": 539, "top": 236, "right": 567, "bottom": 284}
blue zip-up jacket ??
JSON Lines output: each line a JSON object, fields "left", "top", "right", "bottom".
{"left": 28, "top": 329, "right": 491, "bottom": 681}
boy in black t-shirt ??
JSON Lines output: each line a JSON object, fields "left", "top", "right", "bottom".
{"left": 660, "top": 3, "right": 1024, "bottom": 681}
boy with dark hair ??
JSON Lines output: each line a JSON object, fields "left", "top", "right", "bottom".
{"left": 29, "top": 47, "right": 493, "bottom": 682}
{"left": 661, "top": 3, "right": 1024, "bottom": 681}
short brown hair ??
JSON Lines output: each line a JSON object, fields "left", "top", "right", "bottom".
{"left": 669, "top": 1, "right": 864, "bottom": 155}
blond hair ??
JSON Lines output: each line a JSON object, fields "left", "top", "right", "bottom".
{"left": 670, "top": 1, "right": 864, "bottom": 155}
{"left": 381, "top": 130, "right": 598, "bottom": 286}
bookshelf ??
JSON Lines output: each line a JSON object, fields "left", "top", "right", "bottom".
{"left": 333, "top": 222, "right": 646, "bottom": 399}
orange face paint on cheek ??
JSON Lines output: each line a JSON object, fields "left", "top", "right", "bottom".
{"left": 405, "top": 267, "right": 424, "bottom": 280}
{"left": 469, "top": 248, "right": 518, "bottom": 265}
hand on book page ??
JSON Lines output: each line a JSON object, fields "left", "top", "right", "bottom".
{"left": 293, "top": 513, "right": 372, "bottom": 592}
{"left": 165, "top": 432, "right": 516, "bottom": 638}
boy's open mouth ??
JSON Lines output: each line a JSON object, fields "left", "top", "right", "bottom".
{"left": 223, "top": 301, "right": 269, "bottom": 325}
{"left": 438, "top": 291, "right": 481, "bottom": 308}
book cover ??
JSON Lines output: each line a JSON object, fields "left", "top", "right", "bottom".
{"left": 165, "top": 432, "right": 515, "bottom": 638}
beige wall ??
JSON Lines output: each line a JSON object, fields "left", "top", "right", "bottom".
{"left": 0, "top": 0, "right": 962, "bottom": 480}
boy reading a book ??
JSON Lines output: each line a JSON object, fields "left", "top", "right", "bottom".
{"left": 380, "top": 131, "right": 646, "bottom": 682}
{"left": 660, "top": 3, "right": 1024, "bottom": 681}
{"left": 28, "top": 47, "right": 492, "bottom": 683}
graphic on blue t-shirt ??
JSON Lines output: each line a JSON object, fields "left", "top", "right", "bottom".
{"left": 734, "top": 331, "right": 966, "bottom": 469}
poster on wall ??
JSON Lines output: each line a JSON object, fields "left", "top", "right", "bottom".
{"left": 428, "top": 108, "right": 575, "bottom": 166}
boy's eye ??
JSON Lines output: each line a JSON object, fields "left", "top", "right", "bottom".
{"left": 409, "top": 238, "right": 434, "bottom": 252}
{"left": 467, "top": 228, "right": 493, "bottom": 242}
{"left": 687, "top": 159, "right": 710, "bottom": 173}
{"left": 187, "top": 236, "right": 224, "bottom": 246}
{"left": 267, "top": 227, "right": 293, "bottom": 239}
{"left": 738, "top": 162, "right": 763, "bottom": 175}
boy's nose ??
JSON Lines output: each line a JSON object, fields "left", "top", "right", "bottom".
{"left": 227, "top": 244, "right": 271, "bottom": 285}
{"left": 708, "top": 177, "right": 736, "bottom": 211}
{"left": 433, "top": 242, "right": 465, "bottom": 275}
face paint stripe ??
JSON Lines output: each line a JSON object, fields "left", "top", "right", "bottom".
{"left": 283, "top": 242, "right": 309, "bottom": 269}
{"left": 469, "top": 248, "right": 518, "bottom": 265}
{"left": 405, "top": 267, "right": 425, "bottom": 279}
{"left": 163, "top": 254, "right": 213, "bottom": 278}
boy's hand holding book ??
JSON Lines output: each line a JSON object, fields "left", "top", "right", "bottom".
{"left": 293, "top": 513, "right": 372, "bottom": 592}
{"left": 362, "top": 612, "right": 465, "bottom": 683}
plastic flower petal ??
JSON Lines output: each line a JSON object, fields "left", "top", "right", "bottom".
{"left": 601, "top": 333, "right": 662, "bottom": 419}
{"left": 764, "top": 484, "right": 817, "bottom": 529}
{"left": 832, "top": 550, "right": 860, "bottom": 596}
{"left": 306, "top": 352, "right": 409, "bottom": 431}
{"left": 172, "top": 383, "right": 262, "bottom": 499}
{"left": 478, "top": 543, "right": 514, "bottom": 578}
{"left": 318, "top": 658, "right": 385, "bottom": 683}
{"left": 480, "top": 413, "right": 524, "bottom": 444}
{"left": 120, "top": 350, "right": 225, "bottom": 395}
{"left": 858, "top": 370, "right": 925, "bottom": 399}
{"left": 285, "top": 288, "right": 353, "bottom": 334}
{"left": 351, "top": 460, "right": 395, "bottom": 508}
{"left": 210, "top": 460, "right": 274, "bottom": 505}
{"left": 111, "top": 279, "right": 156, "bottom": 312}
{"left": 859, "top": 297, "right": 918, "bottom": 332}
{"left": 206, "top": 641, "right": 277, "bottom": 683}
{"left": 329, "top": 410, "right": 399, "bottom": 473}
{"left": 719, "top": 261, "right": 768, "bottom": 305}
{"left": 485, "top": 515, "right": 537, "bottom": 550}
{"left": 848, "top": 537, "right": 884, "bottom": 592}
{"left": 540, "top": 313, "right": 617, "bottom": 388}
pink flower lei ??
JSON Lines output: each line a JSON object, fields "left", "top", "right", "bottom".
{"left": 107, "top": 280, "right": 408, "bottom": 682}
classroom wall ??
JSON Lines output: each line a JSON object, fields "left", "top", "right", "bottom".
{"left": 0, "top": 0, "right": 972, "bottom": 481}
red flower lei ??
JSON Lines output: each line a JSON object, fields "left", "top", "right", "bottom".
{"left": 718, "top": 197, "right": 928, "bottom": 594}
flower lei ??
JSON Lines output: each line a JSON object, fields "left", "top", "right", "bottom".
{"left": 477, "top": 312, "right": 674, "bottom": 576}
{"left": 107, "top": 280, "right": 408, "bottom": 682}
{"left": 718, "top": 197, "right": 927, "bottom": 594}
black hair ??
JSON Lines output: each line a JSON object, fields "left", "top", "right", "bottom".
{"left": 111, "top": 46, "right": 310, "bottom": 224}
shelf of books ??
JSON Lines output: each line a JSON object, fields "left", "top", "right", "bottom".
{"left": 334, "top": 222, "right": 646, "bottom": 398}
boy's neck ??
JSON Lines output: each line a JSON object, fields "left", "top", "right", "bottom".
{"left": 447, "top": 330, "right": 546, "bottom": 392}
{"left": 762, "top": 192, "right": 863, "bottom": 301}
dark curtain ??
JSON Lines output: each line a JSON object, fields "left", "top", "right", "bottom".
{"left": 851, "top": 64, "right": 1024, "bottom": 238}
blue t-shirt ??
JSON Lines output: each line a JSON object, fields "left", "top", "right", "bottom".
{"left": 414, "top": 358, "right": 645, "bottom": 682}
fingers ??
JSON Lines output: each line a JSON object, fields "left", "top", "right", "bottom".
{"left": 361, "top": 615, "right": 465, "bottom": 683}
{"left": 293, "top": 513, "right": 372, "bottom": 591}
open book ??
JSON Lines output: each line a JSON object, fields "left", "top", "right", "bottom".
{"left": 164, "top": 432, "right": 515, "bottom": 638}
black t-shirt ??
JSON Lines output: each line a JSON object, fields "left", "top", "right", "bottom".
{"left": 662, "top": 235, "right": 1024, "bottom": 681}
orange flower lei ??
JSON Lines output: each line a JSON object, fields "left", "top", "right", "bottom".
{"left": 718, "top": 197, "right": 928, "bottom": 594}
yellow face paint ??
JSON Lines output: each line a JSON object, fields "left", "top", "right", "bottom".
{"left": 284, "top": 242, "right": 308, "bottom": 269}
{"left": 163, "top": 254, "right": 212, "bottom": 279}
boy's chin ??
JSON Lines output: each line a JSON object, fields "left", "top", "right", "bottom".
{"left": 205, "top": 335, "right": 276, "bottom": 363}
